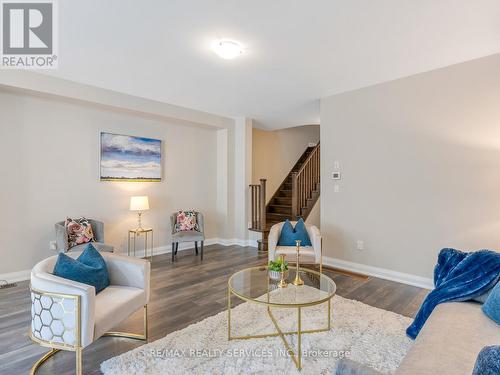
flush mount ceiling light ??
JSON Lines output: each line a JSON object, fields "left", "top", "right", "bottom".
{"left": 212, "top": 39, "right": 244, "bottom": 60}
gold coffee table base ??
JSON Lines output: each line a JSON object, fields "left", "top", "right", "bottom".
{"left": 228, "top": 301, "right": 331, "bottom": 370}
{"left": 227, "top": 267, "right": 334, "bottom": 371}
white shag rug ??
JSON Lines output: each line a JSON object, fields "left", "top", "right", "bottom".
{"left": 101, "top": 294, "right": 413, "bottom": 375}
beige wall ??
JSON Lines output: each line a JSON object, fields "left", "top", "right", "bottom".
{"left": 252, "top": 125, "right": 320, "bottom": 201}
{"left": 0, "top": 89, "right": 220, "bottom": 275}
{"left": 320, "top": 54, "right": 500, "bottom": 279}
{"left": 305, "top": 200, "right": 320, "bottom": 229}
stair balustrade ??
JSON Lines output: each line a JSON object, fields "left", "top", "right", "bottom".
{"left": 291, "top": 142, "right": 320, "bottom": 218}
{"left": 249, "top": 179, "right": 267, "bottom": 230}
{"left": 249, "top": 142, "right": 320, "bottom": 251}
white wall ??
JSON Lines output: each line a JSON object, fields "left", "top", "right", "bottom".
{"left": 320, "top": 54, "right": 500, "bottom": 282}
{"left": 216, "top": 129, "right": 230, "bottom": 238}
{"left": 305, "top": 200, "right": 320, "bottom": 229}
{"left": 252, "top": 125, "right": 320, "bottom": 200}
{"left": 0, "top": 89, "right": 221, "bottom": 275}
{"left": 234, "top": 117, "right": 253, "bottom": 241}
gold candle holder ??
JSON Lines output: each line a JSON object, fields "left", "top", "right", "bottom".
{"left": 292, "top": 240, "right": 304, "bottom": 286}
{"left": 278, "top": 254, "right": 288, "bottom": 288}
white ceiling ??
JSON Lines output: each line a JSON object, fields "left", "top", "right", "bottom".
{"left": 47, "top": 0, "right": 500, "bottom": 129}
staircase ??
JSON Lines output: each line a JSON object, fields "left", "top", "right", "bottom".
{"left": 249, "top": 142, "right": 320, "bottom": 251}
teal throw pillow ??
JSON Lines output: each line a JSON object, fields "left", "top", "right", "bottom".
{"left": 53, "top": 243, "right": 110, "bottom": 293}
{"left": 277, "top": 219, "right": 312, "bottom": 247}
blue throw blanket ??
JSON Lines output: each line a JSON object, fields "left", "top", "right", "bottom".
{"left": 406, "top": 248, "right": 500, "bottom": 339}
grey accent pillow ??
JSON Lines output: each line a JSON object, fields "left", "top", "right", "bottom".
{"left": 334, "top": 359, "right": 382, "bottom": 375}
{"left": 472, "top": 277, "right": 499, "bottom": 304}
{"left": 473, "top": 289, "right": 493, "bottom": 304}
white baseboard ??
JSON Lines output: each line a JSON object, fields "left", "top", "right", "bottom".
{"left": 217, "top": 238, "right": 258, "bottom": 248}
{"left": 0, "top": 238, "right": 258, "bottom": 283}
{"left": 143, "top": 238, "right": 220, "bottom": 257}
{"left": 150, "top": 238, "right": 257, "bottom": 256}
{"left": 0, "top": 269, "right": 31, "bottom": 284}
{"left": 323, "top": 256, "right": 434, "bottom": 290}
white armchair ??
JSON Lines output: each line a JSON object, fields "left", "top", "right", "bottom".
{"left": 268, "top": 221, "right": 322, "bottom": 273}
{"left": 29, "top": 251, "right": 150, "bottom": 375}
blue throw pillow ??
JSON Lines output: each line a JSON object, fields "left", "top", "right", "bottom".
{"left": 472, "top": 346, "right": 500, "bottom": 375}
{"left": 53, "top": 244, "right": 110, "bottom": 293}
{"left": 482, "top": 281, "right": 500, "bottom": 324}
{"left": 277, "top": 219, "right": 312, "bottom": 247}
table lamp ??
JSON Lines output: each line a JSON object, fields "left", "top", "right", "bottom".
{"left": 130, "top": 196, "right": 149, "bottom": 231}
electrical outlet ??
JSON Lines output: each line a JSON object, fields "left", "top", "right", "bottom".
{"left": 49, "top": 241, "right": 57, "bottom": 251}
{"left": 356, "top": 240, "right": 364, "bottom": 251}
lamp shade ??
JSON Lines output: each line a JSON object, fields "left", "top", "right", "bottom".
{"left": 129, "top": 196, "right": 149, "bottom": 211}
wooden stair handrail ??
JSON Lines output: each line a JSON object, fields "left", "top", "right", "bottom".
{"left": 249, "top": 141, "right": 320, "bottom": 238}
{"left": 263, "top": 142, "right": 320, "bottom": 214}
{"left": 291, "top": 143, "right": 320, "bottom": 218}
{"left": 294, "top": 142, "right": 320, "bottom": 176}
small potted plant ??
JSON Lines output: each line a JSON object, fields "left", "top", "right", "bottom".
{"left": 268, "top": 257, "right": 289, "bottom": 281}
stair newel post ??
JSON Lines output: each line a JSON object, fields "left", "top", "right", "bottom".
{"left": 250, "top": 185, "right": 256, "bottom": 228}
{"left": 291, "top": 172, "right": 299, "bottom": 219}
{"left": 259, "top": 178, "right": 267, "bottom": 230}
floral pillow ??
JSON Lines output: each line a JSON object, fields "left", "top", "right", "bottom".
{"left": 65, "top": 217, "right": 95, "bottom": 249}
{"left": 175, "top": 210, "right": 199, "bottom": 232}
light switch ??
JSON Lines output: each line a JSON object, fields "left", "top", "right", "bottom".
{"left": 334, "top": 161, "right": 340, "bottom": 169}
{"left": 334, "top": 184, "right": 340, "bottom": 193}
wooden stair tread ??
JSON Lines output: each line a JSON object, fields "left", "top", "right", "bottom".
{"left": 248, "top": 227, "right": 270, "bottom": 233}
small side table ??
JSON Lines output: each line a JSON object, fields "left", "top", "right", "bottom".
{"left": 128, "top": 227, "right": 153, "bottom": 261}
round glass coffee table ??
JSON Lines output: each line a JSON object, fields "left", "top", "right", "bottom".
{"left": 227, "top": 266, "right": 336, "bottom": 370}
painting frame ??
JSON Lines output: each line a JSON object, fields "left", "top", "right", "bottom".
{"left": 99, "top": 132, "right": 162, "bottom": 182}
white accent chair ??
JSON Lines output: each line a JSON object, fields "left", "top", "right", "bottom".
{"left": 29, "top": 251, "right": 150, "bottom": 375}
{"left": 268, "top": 221, "right": 323, "bottom": 273}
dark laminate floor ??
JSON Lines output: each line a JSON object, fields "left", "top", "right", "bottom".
{"left": 0, "top": 245, "right": 428, "bottom": 375}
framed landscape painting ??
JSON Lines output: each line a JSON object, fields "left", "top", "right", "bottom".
{"left": 100, "top": 132, "right": 162, "bottom": 182}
